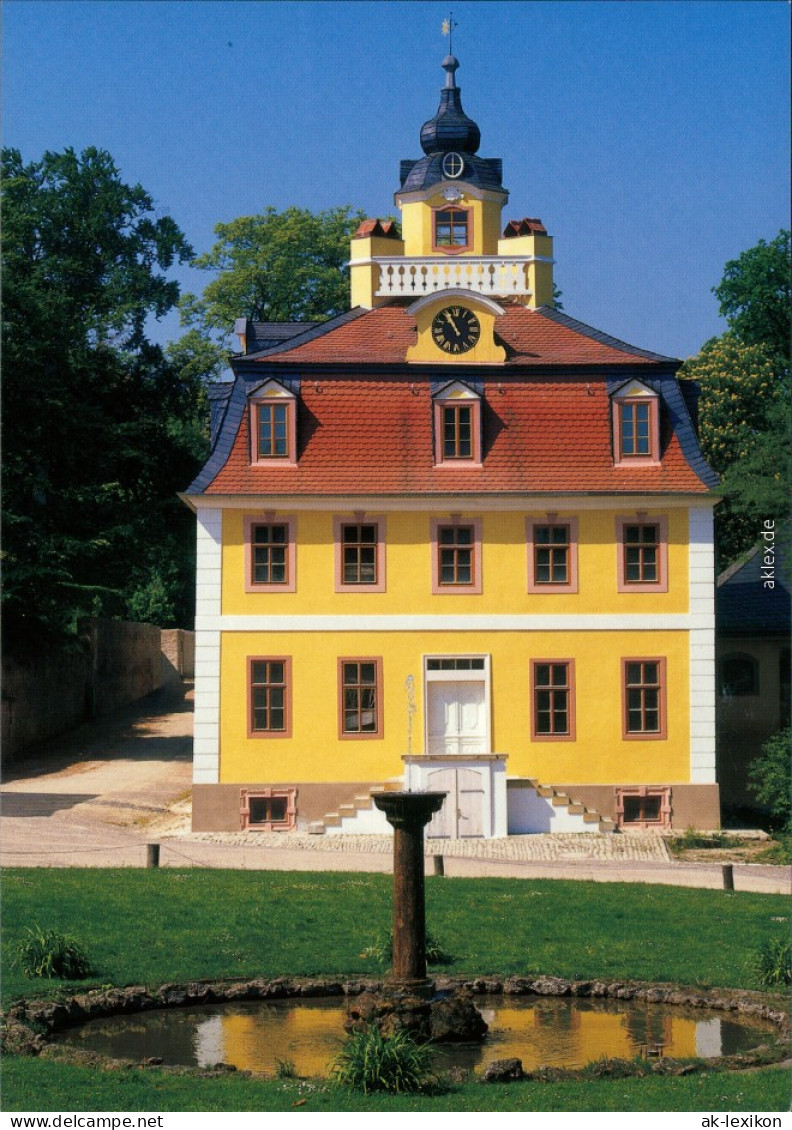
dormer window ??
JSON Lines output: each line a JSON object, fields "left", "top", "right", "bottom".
{"left": 250, "top": 380, "right": 297, "bottom": 465}
{"left": 612, "top": 380, "right": 660, "bottom": 465}
{"left": 433, "top": 382, "right": 482, "bottom": 466}
{"left": 433, "top": 206, "right": 471, "bottom": 253}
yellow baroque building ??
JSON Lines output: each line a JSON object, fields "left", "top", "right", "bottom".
{"left": 183, "top": 51, "right": 720, "bottom": 837}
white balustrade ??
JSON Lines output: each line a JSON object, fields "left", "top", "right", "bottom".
{"left": 373, "top": 256, "right": 534, "bottom": 298}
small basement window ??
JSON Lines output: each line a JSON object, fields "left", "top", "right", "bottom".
{"left": 616, "top": 786, "right": 671, "bottom": 829}
{"left": 240, "top": 788, "right": 296, "bottom": 832}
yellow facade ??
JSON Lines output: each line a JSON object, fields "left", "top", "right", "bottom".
{"left": 221, "top": 507, "right": 690, "bottom": 617}
{"left": 219, "top": 627, "right": 690, "bottom": 785}
{"left": 399, "top": 190, "right": 505, "bottom": 257}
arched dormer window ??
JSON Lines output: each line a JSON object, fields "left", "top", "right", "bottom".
{"left": 249, "top": 379, "right": 297, "bottom": 466}
{"left": 612, "top": 379, "right": 660, "bottom": 466}
{"left": 719, "top": 653, "right": 759, "bottom": 697}
{"left": 433, "top": 381, "right": 482, "bottom": 465}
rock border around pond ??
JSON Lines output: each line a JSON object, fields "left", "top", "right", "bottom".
{"left": 3, "top": 975, "right": 789, "bottom": 1081}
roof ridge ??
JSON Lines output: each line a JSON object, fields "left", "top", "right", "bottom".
{"left": 535, "top": 305, "right": 680, "bottom": 364}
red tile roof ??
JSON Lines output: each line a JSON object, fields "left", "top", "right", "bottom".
{"left": 248, "top": 303, "right": 671, "bottom": 367}
{"left": 204, "top": 373, "right": 709, "bottom": 496}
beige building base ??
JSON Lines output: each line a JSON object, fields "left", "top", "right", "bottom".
{"left": 193, "top": 782, "right": 379, "bottom": 833}
{"left": 549, "top": 782, "right": 721, "bottom": 831}
{"left": 193, "top": 780, "right": 721, "bottom": 834}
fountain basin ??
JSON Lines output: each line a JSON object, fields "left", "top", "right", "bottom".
{"left": 7, "top": 977, "right": 785, "bottom": 1079}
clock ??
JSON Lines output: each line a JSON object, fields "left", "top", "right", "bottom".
{"left": 431, "top": 305, "right": 481, "bottom": 354}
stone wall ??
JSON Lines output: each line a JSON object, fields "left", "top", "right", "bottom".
{"left": 1, "top": 620, "right": 195, "bottom": 763}
{"left": 160, "top": 628, "right": 195, "bottom": 682}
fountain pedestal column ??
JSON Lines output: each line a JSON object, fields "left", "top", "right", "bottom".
{"left": 372, "top": 791, "right": 446, "bottom": 994}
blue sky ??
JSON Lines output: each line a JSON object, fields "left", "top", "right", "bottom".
{"left": 4, "top": 0, "right": 789, "bottom": 360}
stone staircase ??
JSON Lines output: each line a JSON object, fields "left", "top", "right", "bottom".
{"left": 307, "top": 780, "right": 404, "bottom": 836}
{"left": 308, "top": 776, "right": 615, "bottom": 836}
{"left": 519, "top": 779, "right": 615, "bottom": 833}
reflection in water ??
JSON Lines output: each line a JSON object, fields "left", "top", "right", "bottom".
{"left": 56, "top": 996, "right": 772, "bottom": 1077}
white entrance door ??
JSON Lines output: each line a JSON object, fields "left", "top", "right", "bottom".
{"left": 426, "top": 767, "right": 485, "bottom": 838}
{"left": 427, "top": 680, "right": 487, "bottom": 756}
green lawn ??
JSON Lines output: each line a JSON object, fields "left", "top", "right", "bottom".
{"left": 2, "top": 869, "right": 789, "bottom": 1111}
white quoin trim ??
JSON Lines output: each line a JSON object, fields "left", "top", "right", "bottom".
{"left": 688, "top": 507, "right": 717, "bottom": 784}
{"left": 194, "top": 509, "right": 222, "bottom": 784}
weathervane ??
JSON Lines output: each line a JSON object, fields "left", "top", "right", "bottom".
{"left": 442, "top": 12, "right": 458, "bottom": 53}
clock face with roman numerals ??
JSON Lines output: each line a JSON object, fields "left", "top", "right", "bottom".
{"left": 431, "top": 305, "right": 481, "bottom": 354}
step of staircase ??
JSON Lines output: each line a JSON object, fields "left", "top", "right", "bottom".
{"left": 309, "top": 779, "right": 403, "bottom": 835}
{"left": 523, "top": 778, "right": 615, "bottom": 833}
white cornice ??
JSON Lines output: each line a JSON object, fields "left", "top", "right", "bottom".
{"left": 182, "top": 493, "right": 718, "bottom": 513}
{"left": 197, "top": 613, "right": 709, "bottom": 633}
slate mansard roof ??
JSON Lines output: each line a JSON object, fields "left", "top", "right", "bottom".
{"left": 186, "top": 301, "right": 718, "bottom": 499}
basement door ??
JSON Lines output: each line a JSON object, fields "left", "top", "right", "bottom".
{"left": 426, "top": 766, "right": 485, "bottom": 838}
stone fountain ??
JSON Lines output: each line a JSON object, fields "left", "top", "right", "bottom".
{"left": 345, "top": 790, "right": 487, "bottom": 1042}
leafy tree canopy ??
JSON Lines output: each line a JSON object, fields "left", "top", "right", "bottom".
{"left": 713, "top": 230, "right": 790, "bottom": 370}
{"left": 179, "top": 204, "right": 366, "bottom": 337}
{"left": 2, "top": 147, "right": 206, "bottom": 649}
{"left": 681, "top": 230, "right": 791, "bottom": 568}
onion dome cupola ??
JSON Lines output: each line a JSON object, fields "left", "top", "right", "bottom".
{"left": 399, "top": 54, "right": 505, "bottom": 196}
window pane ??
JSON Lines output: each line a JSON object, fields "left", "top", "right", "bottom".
{"left": 626, "top": 663, "right": 643, "bottom": 686}
{"left": 535, "top": 664, "right": 550, "bottom": 686}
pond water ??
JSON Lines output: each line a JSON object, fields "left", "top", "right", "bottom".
{"left": 54, "top": 996, "right": 773, "bottom": 1077}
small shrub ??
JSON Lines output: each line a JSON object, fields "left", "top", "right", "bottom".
{"left": 754, "top": 935, "right": 792, "bottom": 987}
{"left": 360, "top": 928, "right": 454, "bottom": 966}
{"left": 330, "top": 1026, "right": 435, "bottom": 1094}
{"left": 14, "top": 925, "right": 92, "bottom": 980}
{"left": 756, "top": 836, "right": 792, "bottom": 865}
{"left": 669, "top": 827, "right": 731, "bottom": 854}
{"left": 748, "top": 728, "right": 792, "bottom": 833}
{"left": 274, "top": 1057, "right": 297, "bottom": 1079}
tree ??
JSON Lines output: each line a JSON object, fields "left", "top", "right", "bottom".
{"left": 713, "top": 231, "right": 790, "bottom": 369}
{"left": 2, "top": 147, "right": 205, "bottom": 649}
{"left": 178, "top": 204, "right": 366, "bottom": 343}
{"left": 681, "top": 231, "right": 792, "bottom": 567}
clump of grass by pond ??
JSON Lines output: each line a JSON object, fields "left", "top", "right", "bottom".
{"left": 754, "top": 935, "right": 792, "bottom": 987}
{"left": 360, "top": 928, "right": 454, "bottom": 966}
{"left": 13, "top": 925, "right": 93, "bottom": 981}
{"left": 330, "top": 1027, "right": 436, "bottom": 1094}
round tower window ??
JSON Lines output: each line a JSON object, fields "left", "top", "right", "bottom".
{"left": 442, "top": 152, "right": 465, "bottom": 179}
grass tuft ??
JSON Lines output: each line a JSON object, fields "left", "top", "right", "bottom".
{"left": 14, "top": 925, "right": 92, "bottom": 980}
{"left": 330, "top": 1026, "right": 436, "bottom": 1094}
{"left": 360, "top": 928, "right": 454, "bottom": 966}
{"left": 753, "top": 935, "right": 791, "bottom": 987}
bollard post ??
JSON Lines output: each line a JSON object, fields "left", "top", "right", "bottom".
{"left": 722, "top": 863, "right": 734, "bottom": 891}
{"left": 147, "top": 843, "right": 160, "bottom": 869}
